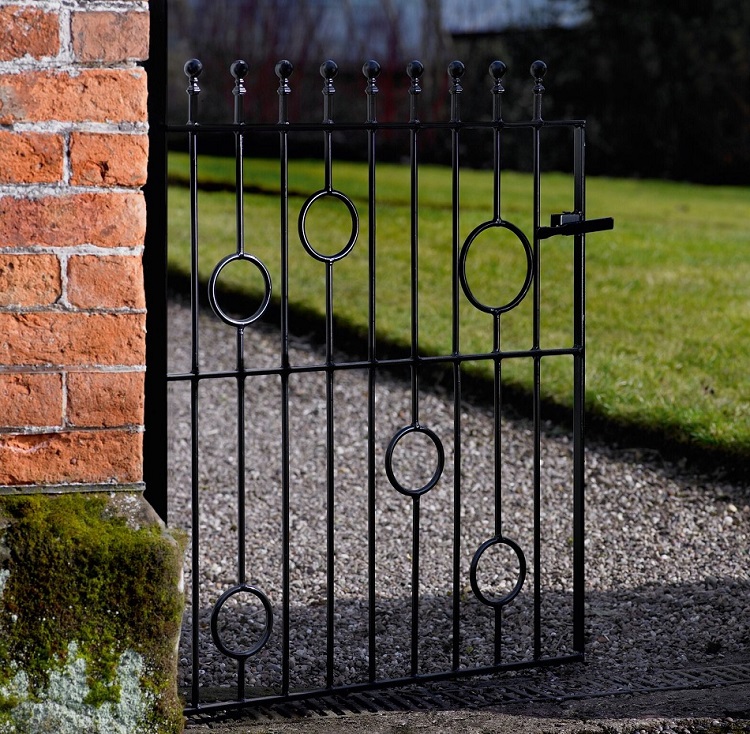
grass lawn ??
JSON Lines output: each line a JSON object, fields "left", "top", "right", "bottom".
{"left": 167, "top": 152, "right": 750, "bottom": 467}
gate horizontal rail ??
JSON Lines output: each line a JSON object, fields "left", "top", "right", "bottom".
{"left": 166, "top": 347, "right": 582, "bottom": 382}
{"left": 165, "top": 119, "right": 586, "bottom": 132}
{"left": 147, "top": 50, "right": 613, "bottom": 715}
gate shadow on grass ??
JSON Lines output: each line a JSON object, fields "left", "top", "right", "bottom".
{"left": 167, "top": 278, "right": 750, "bottom": 487}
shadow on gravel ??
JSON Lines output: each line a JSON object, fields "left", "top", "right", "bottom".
{"left": 166, "top": 295, "right": 750, "bottom": 727}
{"left": 180, "top": 576, "right": 750, "bottom": 708}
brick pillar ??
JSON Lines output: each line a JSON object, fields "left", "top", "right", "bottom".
{"left": 0, "top": 1, "right": 150, "bottom": 490}
{"left": 0, "top": 4, "right": 184, "bottom": 731}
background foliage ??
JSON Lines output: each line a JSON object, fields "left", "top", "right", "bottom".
{"left": 168, "top": 0, "right": 750, "bottom": 183}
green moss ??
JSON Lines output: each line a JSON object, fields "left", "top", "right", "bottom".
{"left": 0, "top": 493, "right": 185, "bottom": 733}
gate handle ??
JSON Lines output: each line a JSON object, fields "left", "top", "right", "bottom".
{"left": 537, "top": 212, "right": 614, "bottom": 240}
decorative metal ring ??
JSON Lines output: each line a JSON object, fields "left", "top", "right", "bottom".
{"left": 469, "top": 535, "right": 526, "bottom": 608}
{"left": 385, "top": 423, "right": 445, "bottom": 497}
{"left": 207, "top": 252, "right": 272, "bottom": 328}
{"left": 298, "top": 189, "right": 359, "bottom": 263}
{"left": 210, "top": 583, "right": 274, "bottom": 661}
{"left": 459, "top": 219, "right": 533, "bottom": 315}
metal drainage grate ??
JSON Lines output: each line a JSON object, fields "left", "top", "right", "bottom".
{"left": 186, "top": 662, "right": 750, "bottom": 727}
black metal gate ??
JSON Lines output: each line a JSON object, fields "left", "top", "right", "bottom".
{"left": 144, "top": 24, "right": 613, "bottom": 714}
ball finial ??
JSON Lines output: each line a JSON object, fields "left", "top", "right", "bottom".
{"left": 530, "top": 60, "right": 547, "bottom": 80}
{"left": 448, "top": 60, "right": 466, "bottom": 79}
{"left": 489, "top": 60, "right": 507, "bottom": 80}
{"left": 320, "top": 60, "right": 338, "bottom": 80}
{"left": 275, "top": 59, "right": 294, "bottom": 79}
{"left": 362, "top": 60, "right": 381, "bottom": 79}
{"left": 230, "top": 60, "right": 249, "bottom": 80}
{"left": 406, "top": 60, "right": 424, "bottom": 79}
{"left": 184, "top": 58, "right": 203, "bottom": 78}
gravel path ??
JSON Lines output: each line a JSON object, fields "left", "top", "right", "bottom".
{"left": 166, "top": 295, "right": 750, "bottom": 703}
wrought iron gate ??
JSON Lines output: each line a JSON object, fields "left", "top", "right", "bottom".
{"left": 145, "top": 42, "right": 613, "bottom": 715}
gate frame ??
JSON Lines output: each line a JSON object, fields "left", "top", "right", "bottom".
{"left": 144, "top": 0, "right": 169, "bottom": 523}
{"left": 144, "top": 0, "right": 614, "bottom": 715}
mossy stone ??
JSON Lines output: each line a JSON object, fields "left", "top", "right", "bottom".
{"left": 0, "top": 492, "right": 185, "bottom": 734}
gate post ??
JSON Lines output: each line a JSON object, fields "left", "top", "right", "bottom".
{"left": 0, "top": 1, "right": 183, "bottom": 731}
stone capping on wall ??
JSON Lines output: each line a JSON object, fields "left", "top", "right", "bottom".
{"left": 0, "top": 0, "right": 151, "bottom": 492}
{"left": 0, "top": 482, "right": 146, "bottom": 496}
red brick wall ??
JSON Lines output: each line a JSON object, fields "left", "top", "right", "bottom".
{"left": 0, "top": 1, "right": 149, "bottom": 489}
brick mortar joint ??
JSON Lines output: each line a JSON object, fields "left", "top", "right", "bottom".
{"left": 4, "top": 123, "right": 149, "bottom": 133}
{"left": 0, "top": 366, "right": 146, "bottom": 374}
{"left": 0, "top": 60, "right": 148, "bottom": 74}
{"left": 0, "top": 297, "right": 148, "bottom": 311}
{"left": 0, "top": 246, "right": 144, "bottom": 256}
{"left": 0, "top": 62, "right": 147, "bottom": 74}
{"left": 60, "top": 369, "right": 68, "bottom": 428}
{"left": 0, "top": 183, "right": 148, "bottom": 197}
{"left": 0, "top": 1, "right": 148, "bottom": 14}
{"left": 58, "top": 250, "right": 70, "bottom": 305}
{"left": 0, "top": 425, "right": 145, "bottom": 435}
{"left": 62, "top": 130, "right": 71, "bottom": 185}
{"left": 0, "top": 305, "right": 147, "bottom": 314}
{"left": 59, "top": 6, "right": 72, "bottom": 64}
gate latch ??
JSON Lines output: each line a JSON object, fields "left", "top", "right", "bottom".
{"left": 537, "top": 211, "right": 614, "bottom": 240}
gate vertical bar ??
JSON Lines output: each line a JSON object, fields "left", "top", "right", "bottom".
{"left": 448, "top": 60, "right": 465, "bottom": 672}
{"left": 363, "top": 60, "right": 380, "bottom": 684}
{"left": 325, "top": 254, "right": 336, "bottom": 688}
{"left": 573, "top": 124, "right": 586, "bottom": 654}
{"left": 231, "top": 60, "right": 249, "bottom": 701}
{"left": 530, "top": 60, "right": 546, "bottom": 660}
{"left": 276, "top": 59, "right": 293, "bottom": 697}
{"left": 408, "top": 60, "right": 423, "bottom": 679}
{"left": 184, "top": 57, "right": 203, "bottom": 708}
{"left": 321, "top": 60, "right": 337, "bottom": 688}
{"left": 490, "top": 60, "right": 506, "bottom": 666}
